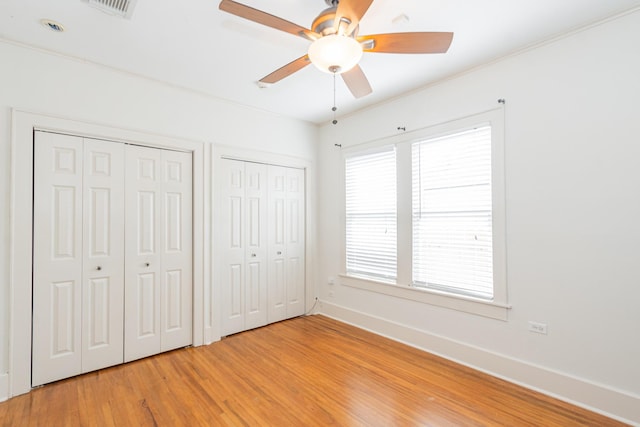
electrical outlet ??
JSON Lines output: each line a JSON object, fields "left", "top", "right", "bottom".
{"left": 528, "top": 321, "right": 548, "bottom": 335}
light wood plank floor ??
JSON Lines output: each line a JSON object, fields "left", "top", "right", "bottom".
{"left": 0, "top": 315, "right": 626, "bottom": 426}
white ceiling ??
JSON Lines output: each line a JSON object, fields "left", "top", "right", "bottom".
{"left": 1, "top": 0, "right": 639, "bottom": 124}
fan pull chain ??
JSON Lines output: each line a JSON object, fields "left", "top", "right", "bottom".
{"left": 332, "top": 69, "right": 338, "bottom": 125}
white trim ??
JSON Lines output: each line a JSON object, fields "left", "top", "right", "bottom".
{"left": 319, "top": 301, "right": 640, "bottom": 426}
{"left": 339, "top": 106, "right": 502, "bottom": 151}
{"left": 211, "top": 144, "right": 317, "bottom": 341}
{"left": 0, "top": 373, "right": 8, "bottom": 402}
{"left": 202, "top": 143, "right": 214, "bottom": 345}
{"left": 214, "top": 144, "right": 313, "bottom": 170}
{"left": 339, "top": 274, "right": 510, "bottom": 321}
{"left": 9, "top": 110, "right": 210, "bottom": 397}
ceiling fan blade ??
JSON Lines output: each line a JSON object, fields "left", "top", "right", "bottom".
{"left": 341, "top": 65, "right": 372, "bottom": 98}
{"left": 219, "top": 0, "right": 317, "bottom": 41}
{"left": 334, "top": 0, "right": 374, "bottom": 36}
{"left": 358, "top": 32, "right": 454, "bottom": 54}
{"left": 259, "top": 55, "right": 312, "bottom": 84}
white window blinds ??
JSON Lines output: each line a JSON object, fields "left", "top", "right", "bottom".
{"left": 345, "top": 147, "right": 397, "bottom": 282}
{"left": 412, "top": 126, "right": 493, "bottom": 299}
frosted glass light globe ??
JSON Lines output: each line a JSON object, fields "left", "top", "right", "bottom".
{"left": 308, "top": 34, "right": 363, "bottom": 74}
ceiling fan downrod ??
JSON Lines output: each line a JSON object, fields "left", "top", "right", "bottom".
{"left": 331, "top": 70, "right": 338, "bottom": 125}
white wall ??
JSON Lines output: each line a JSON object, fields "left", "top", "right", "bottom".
{"left": 0, "top": 40, "right": 317, "bottom": 392}
{"left": 317, "top": 10, "right": 640, "bottom": 424}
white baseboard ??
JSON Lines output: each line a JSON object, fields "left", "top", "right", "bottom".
{"left": 0, "top": 373, "right": 9, "bottom": 402}
{"left": 204, "top": 328, "right": 221, "bottom": 346}
{"left": 319, "top": 301, "right": 640, "bottom": 426}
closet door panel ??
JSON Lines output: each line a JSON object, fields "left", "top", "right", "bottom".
{"left": 286, "top": 255, "right": 303, "bottom": 314}
{"left": 227, "top": 264, "right": 243, "bottom": 320}
{"left": 161, "top": 151, "right": 193, "bottom": 351}
{"left": 244, "top": 162, "right": 268, "bottom": 330}
{"left": 286, "top": 168, "right": 305, "bottom": 317}
{"left": 33, "top": 132, "right": 84, "bottom": 386}
{"left": 220, "top": 160, "right": 267, "bottom": 335}
{"left": 267, "top": 165, "right": 306, "bottom": 322}
{"left": 124, "top": 145, "right": 163, "bottom": 362}
{"left": 270, "top": 258, "right": 286, "bottom": 317}
{"left": 81, "top": 139, "right": 125, "bottom": 373}
{"left": 246, "top": 262, "right": 261, "bottom": 314}
{"left": 220, "top": 160, "right": 246, "bottom": 336}
{"left": 267, "top": 166, "right": 288, "bottom": 323}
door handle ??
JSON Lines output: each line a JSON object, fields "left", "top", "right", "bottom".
{"left": 96, "top": 266, "right": 102, "bottom": 271}
{"left": 145, "top": 262, "right": 150, "bottom": 267}
{"left": 251, "top": 254, "right": 256, "bottom": 258}
{"left": 277, "top": 251, "right": 282, "bottom": 255}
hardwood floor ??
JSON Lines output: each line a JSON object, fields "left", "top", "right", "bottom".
{"left": 0, "top": 315, "right": 626, "bottom": 426}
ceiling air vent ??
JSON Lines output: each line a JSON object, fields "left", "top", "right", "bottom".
{"left": 82, "top": 0, "right": 138, "bottom": 19}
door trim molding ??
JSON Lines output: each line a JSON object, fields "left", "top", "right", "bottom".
{"left": 9, "top": 110, "right": 209, "bottom": 397}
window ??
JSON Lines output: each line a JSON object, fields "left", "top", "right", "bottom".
{"left": 341, "top": 110, "right": 507, "bottom": 319}
{"left": 345, "top": 147, "right": 397, "bottom": 282}
{"left": 412, "top": 126, "right": 493, "bottom": 299}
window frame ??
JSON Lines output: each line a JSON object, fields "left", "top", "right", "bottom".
{"left": 340, "top": 109, "right": 509, "bottom": 320}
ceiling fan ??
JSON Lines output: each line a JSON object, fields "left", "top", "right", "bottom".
{"left": 219, "top": 0, "right": 453, "bottom": 98}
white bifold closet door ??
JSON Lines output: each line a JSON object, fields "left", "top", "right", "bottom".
{"left": 124, "top": 145, "right": 193, "bottom": 362}
{"left": 267, "top": 165, "right": 305, "bottom": 323}
{"left": 220, "top": 159, "right": 268, "bottom": 336}
{"left": 33, "top": 132, "right": 193, "bottom": 386}
{"left": 33, "top": 132, "right": 125, "bottom": 386}
{"left": 219, "top": 159, "right": 305, "bottom": 336}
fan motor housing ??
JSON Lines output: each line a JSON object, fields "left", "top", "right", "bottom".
{"left": 312, "top": 7, "right": 358, "bottom": 37}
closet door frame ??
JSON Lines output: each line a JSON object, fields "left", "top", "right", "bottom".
{"left": 9, "top": 110, "right": 209, "bottom": 397}
{"left": 213, "top": 145, "right": 315, "bottom": 335}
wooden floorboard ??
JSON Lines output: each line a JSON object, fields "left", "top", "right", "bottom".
{"left": 0, "top": 315, "right": 627, "bottom": 426}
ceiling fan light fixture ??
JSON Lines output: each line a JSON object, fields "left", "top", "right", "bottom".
{"left": 308, "top": 34, "right": 363, "bottom": 74}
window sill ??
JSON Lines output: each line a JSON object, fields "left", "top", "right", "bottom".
{"left": 339, "top": 274, "right": 511, "bottom": 321}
